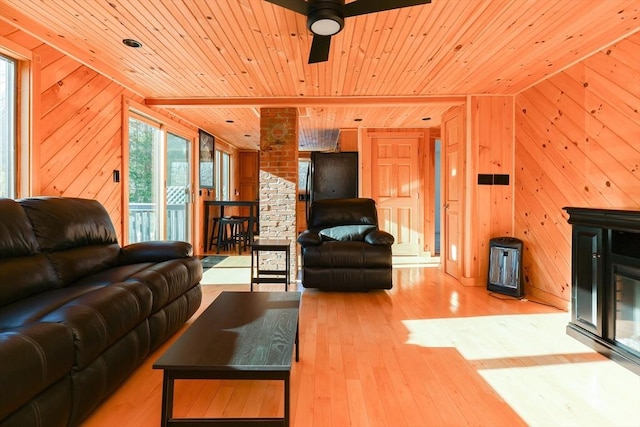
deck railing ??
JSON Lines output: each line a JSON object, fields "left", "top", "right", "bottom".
{"left": 129, "top": 203, "right": 186, "bottom": 242}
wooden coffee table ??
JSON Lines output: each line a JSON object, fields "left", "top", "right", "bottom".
{"left": 153, "top": 291, "right": 301, "bottom": 426}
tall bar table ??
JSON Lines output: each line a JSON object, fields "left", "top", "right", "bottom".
{"left": 204, "top": 200, "right": 258, "bottom": 252}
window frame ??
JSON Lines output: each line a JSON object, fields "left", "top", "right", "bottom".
{"left": 0, "top": 53, "right": 17, "bottom": 198}
{"left": 0, "top": 39, "right": 34, "bottom": 198}
{"left": 215, "top": 148, "right": 232, "bottom": 201}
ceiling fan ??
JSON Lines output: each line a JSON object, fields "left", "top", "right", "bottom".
{"left": 265, "top": 0, "right": 432, "bottom": 64}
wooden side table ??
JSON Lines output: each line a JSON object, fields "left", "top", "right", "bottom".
{"left": 250, "top": 239, "right": 291, "bottom": 291}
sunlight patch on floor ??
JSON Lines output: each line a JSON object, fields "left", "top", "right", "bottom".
{"left": 402, "top": 313, "right": 640, "bottom": 427}
{"left": 392, "top": 255, "right": 440, "bottom": 269}
{"left": 403, "top": 313, "right": 589, "bottom": 359}
{"left": 201, "top": 267, "right": 250, "bottom": 285}
{"left": 479, "top": 360, "right": 640, "bottom": 427}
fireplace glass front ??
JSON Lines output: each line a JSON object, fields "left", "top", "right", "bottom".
{"left": 613, "top": 265, "right": 640, "bottom": 354}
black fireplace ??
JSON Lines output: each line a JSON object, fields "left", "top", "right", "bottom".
{"left": 564, "top": 207, "right": 640, "bottom": 374}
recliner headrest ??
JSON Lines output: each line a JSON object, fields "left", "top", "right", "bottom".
{"left": 308, "top": 198, "right": 378, "bottom": 230}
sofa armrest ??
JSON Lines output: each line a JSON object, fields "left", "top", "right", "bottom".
{"left": 365, "top": 230, "right": 395, "bottom": 246}
{"left": 297, "top": 230, "right": 322, "bottom": 247}
{"left": 118, "top": 241, "right": 193, "bottom": 265}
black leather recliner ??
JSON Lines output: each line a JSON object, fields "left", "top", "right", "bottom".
{"left": 297, "top": 198, "right": 394, "bottom": 290}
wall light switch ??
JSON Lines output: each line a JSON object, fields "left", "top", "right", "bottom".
{"left": 478, "top": 174, "right": 493, "bottom": 185}
{"left": 494, "top": 174, "right": 510, "bottom": 185}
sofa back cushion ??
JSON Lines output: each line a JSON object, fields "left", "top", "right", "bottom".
{"left": 20, "top": 197, "right": 121, "bottom": 286}
{"left": 0, "top": 199, "right": 61, "bottom": 308}
{"left": 308, "top": 198, "right": 379, "bottom": 231}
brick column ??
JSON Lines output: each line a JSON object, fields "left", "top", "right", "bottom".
{"left": 259, "top": 108, "right": 298, "bottom": 283}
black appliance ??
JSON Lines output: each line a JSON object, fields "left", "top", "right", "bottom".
{"left": 487, "top": 237, "right": 524, "bottom": 298}
{"left": 306, "top": 151, "right": 359, "bottom": 221}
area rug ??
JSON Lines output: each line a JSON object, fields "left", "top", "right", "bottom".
{"left": 214, "top": 255, "right": 251, "bottom": 268}
{"left": 201, "top": 266, "right": 251, "bottom": 285}
{"left": 200, "top": 256, "right": 227, "bottom": 271}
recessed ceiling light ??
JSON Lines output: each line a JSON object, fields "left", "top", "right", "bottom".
{"left": 122, "top": 39, "right": 142, "bottom": 48}
{"left": 354, "top": 118, "right": 363, "bottom": 122}
{"left": 422, "top": 117, "right": 432, "bottom": 121}
{"left": 226, "top": 120, "right": 234, "bottom": 123}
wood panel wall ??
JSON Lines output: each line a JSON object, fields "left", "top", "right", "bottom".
{"left": 1, "top": 22, "right": 134, "bottom": 237}
{"left": 514, "top": 33, "right": 640, "bottom": 309}
{"left": 1, "top": 22, "right": 204, "bottom": 244}
{"left": 466, "top": 96, "right": 515, "bottom": 282}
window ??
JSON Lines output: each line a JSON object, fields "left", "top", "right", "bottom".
{"left": 215, "top": 148, "right": 231, "bottom": 201}
{"left": 0, "top": 54, "right": 16, "bottom": 198}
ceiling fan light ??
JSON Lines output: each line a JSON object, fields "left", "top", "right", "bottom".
{"left": 310, "top": 18, "right": 342, "bottom": 36}
{"left": 307, "top": 0, "right": 344, "bottom": 36}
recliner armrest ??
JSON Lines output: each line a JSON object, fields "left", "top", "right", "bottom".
{"left": 365, "top": 230, "right": 395, "bottom": 246}
{"left": 118, "top": 241, "right": 193, "bottom": 265}
{"left": 297, "top": 230, "right": 322, "bottom": 247}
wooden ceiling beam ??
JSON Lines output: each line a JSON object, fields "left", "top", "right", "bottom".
{"left": 144, "top": 95, "right": 466, "bottom": 108}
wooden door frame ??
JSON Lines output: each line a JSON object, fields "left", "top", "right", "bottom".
{"left": 441, "top": 105, "right": 466, "bottom": 279}
{"left": 361, "top": 129, "right": 430, "bottom": 257}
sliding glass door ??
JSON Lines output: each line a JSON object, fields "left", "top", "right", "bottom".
{"left": 128, "top": 114, "right": 192, "bottom": 243}
{"left": 166, "top": 132, "right": 191, "bottom": 241}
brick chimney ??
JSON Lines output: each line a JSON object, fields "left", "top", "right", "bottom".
{"left": 259, "top": 108, "right": 299, "bottom": 283}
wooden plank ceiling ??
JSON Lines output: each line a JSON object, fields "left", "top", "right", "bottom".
{"left": 1, "top": 0, "right": 638, "bottom": 151}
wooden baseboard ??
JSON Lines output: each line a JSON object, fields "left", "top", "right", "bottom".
{"left": 526, "top": 286, "right": 570, "bottom": 311}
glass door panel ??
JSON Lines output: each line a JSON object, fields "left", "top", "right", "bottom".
{"left": 166, "top": 132, "right": 191, "bottom": 241}
{"left": 128, "top": 117, "right": 161, "bottom": 243}
{"left": 613, "top": 265, "right": 640, "bottom": 354}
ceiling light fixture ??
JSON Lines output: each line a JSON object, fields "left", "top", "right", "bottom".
{"left": 308, "top": 0, "right": 344, "bottom": 36}
{"left": 354, "top": 118, "right": 363, "bottom": 122}
{"left": 122, "top": 38, "right": 142, "bottom": 48}
{"left": 422, "top": 117, "right": 432, "bottom": 121}
{"left": 226, "top": 120, "right": 235, "bottom": 123}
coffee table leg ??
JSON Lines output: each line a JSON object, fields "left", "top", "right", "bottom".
{"left": 284, "top": 372, "right": 290, "bottom": 427}
{"left": 160, "top": 371, "right": 174, "bottom": 427}
{"left": 285, "top": 246, "right": 289, "bottom": 292}
{"left": 295, "top": 320, "right": 299, "bottom": 362}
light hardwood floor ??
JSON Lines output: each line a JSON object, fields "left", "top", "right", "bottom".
{"left": 82, "top": 264, "right": 640, "bottom": 427}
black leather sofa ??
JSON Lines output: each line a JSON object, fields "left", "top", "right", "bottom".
{"left": 0, "top": 197, "right": 203, "bottom": 427}
{"left": 297, "top": 198, "right": 394, "bottom": 290}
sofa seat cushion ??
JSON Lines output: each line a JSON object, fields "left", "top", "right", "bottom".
{"left": 302, "top": 241, "right": 392, "bottom": 268}
{"left": 319, "top": 225, "right": 376, "bottom": 242}
{"left": 70, "top": 263, "right": 156, "bottom": 288}
{"left": 0, "top": 322, "right": 74, "bottom": 421}
{"left": 40, "top": 281, "right": 153, "bottom": 369}
{"left": 0, "top": 286, "right": 103, "bottom": 330}
{"left": 126, "top": 257, "right": 203, "bottom": 313}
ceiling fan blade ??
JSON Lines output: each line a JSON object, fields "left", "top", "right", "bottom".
{"left": 344, "top": 0, "right": 431, "bottom": 17}
{"left": 308, "top": 34, "right": 331, "bottom": 64}
{"left": 264, "top": 0, "right": 308, "bottom": 15}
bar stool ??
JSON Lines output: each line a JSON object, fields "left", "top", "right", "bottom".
{"left": 208, "top": 216, "right": 221, "bottom": 252}
{"left": 217, "top": 217, "right": 249, "bottom": 255}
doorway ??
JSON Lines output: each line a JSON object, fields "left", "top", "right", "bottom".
{"left": 127, "top": 114, "right": 192, "bottom": 244}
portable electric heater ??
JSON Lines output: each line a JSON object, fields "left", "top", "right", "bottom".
{"left": 487, "top": 237, "right": 524, "bottom": 298}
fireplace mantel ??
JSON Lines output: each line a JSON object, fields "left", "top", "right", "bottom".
{"left": 564, "top": 207, "right": 640, "bottom": 375}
